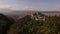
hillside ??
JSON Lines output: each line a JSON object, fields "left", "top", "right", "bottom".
{"left": 0, "top": 13, "right": 15, "bottom": 34}
{"left": 0, "top": 12, "right": 60, "bottom": 34}
{"left": 7, "top": 12, "right": 60, "bottom": 34}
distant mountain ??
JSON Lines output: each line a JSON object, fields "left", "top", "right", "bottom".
{"left": 0, "top": 9, "right": 60, "bottom": 20}
{"left": 0, "top": 8, "right": 13, "bottom": 13}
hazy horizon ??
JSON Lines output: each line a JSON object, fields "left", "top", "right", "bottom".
{"left": 0, "top": 0, "right": 60, "bottom": 11}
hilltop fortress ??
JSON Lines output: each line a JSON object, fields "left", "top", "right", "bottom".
{"left": 30, "top": 12, "right": 46, "bottom": 21}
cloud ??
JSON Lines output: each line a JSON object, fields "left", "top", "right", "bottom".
{"left": 10, "top": 6, "right": 36, "bottom": 10}
{"left": 0, "top": 5, "right": 11, "bottom": 8}
{"left": 0, "top": 4, "right": 35, "bottom": 10}
{"left": 0, "top": 0, "right": 60, "bottom": 11}
{"left": 0, "top": 4, "right": 60, "bottom": 11}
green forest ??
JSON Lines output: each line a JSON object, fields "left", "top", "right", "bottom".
{"left": 0, "top": 13, "right": 60, "bottom": 34}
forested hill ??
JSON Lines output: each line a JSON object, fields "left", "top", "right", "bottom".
{"left": 8, "top": 13, "right": 60, "bottom": 34}
{"left": 0, "top": 13, "right": 60, "bottom": 34}
{"left": 0, "top": 13, "right": 15, "bottom": 34}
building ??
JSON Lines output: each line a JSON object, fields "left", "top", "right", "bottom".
{"left": 30, "top": 12, "right": 46, "bottom": 21}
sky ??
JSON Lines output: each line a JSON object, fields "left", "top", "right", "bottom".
{"left": 0, "top": 0, "right": 60, "bottom": 11}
